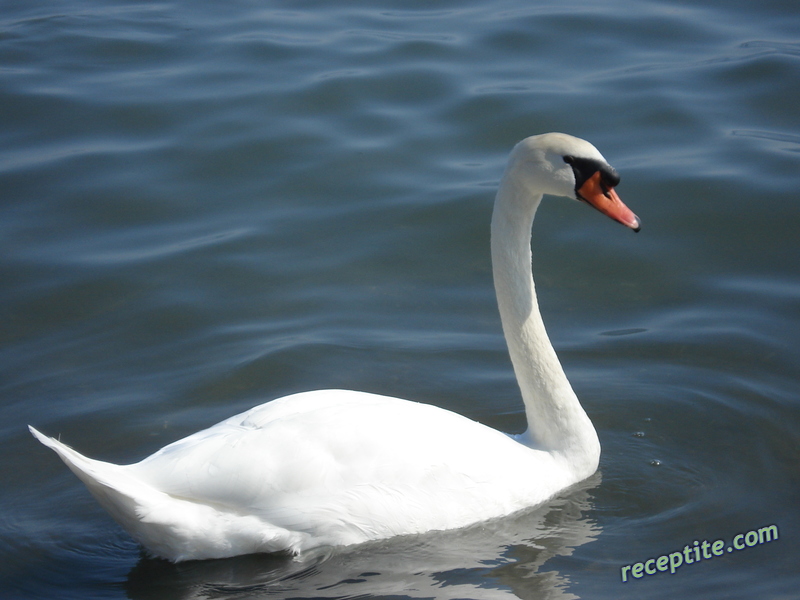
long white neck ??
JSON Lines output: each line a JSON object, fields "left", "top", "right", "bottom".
{"left": 491, "top": 169, "right": 600, "bottom": 475}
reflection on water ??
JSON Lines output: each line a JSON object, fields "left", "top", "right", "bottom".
{"left": 125, "top": 475, "right": 600, "bottom": 600}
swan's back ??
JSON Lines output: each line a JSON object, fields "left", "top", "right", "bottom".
{"left": 33, "top": 390, "right": 569, "bottom": 560}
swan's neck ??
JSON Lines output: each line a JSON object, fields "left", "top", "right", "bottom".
{"left": 491, "top": 172, "right": 600, "bottom": 473}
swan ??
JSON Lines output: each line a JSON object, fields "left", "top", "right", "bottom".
{"left": 29, "top": 133, "right": 640, "bottom": 562}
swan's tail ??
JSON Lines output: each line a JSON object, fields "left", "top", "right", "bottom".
{"left": 28, "top": 425, "right": 296, "bottom": 561}
{"left": 28, "top": 426, "right": 158, "bottom": 533}
{"left": 28, "top": 425, "right": 200, "bottom": 559}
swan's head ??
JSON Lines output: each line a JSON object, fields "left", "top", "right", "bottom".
{"left": 507, "top": 133, "right": 640, "bottom": 231}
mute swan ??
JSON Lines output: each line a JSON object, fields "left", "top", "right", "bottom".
{"left": 30, "top": 133, "right": 639, "bottom": 562}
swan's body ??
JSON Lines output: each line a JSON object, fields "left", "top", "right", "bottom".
{"left": 30, "top": 133, "right": 639, "bottom": 562}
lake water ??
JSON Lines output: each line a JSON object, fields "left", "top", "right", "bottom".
{"left": 2, "top": 0, "right": 798, "bottom": 598}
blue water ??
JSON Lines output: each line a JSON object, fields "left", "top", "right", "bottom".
{"left": 2, "top": 0, "right": 799, "bottom": 598}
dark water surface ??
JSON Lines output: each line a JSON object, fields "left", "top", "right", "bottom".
{"left": 2, "top": 0, "right": 799, "bottom": 598}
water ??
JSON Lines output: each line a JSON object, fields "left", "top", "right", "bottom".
{"left": 1, "top": 0, "right": 798, "bottom": 598}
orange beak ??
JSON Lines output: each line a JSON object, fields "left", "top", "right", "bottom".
{"left": 577, "top": 171, "right": 640, "bottom": 232}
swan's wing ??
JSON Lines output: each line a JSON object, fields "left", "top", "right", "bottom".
{"left": 126, "top": 390, "right": 562, "bottom": 539}
{"left": 33, "top": 390, "right": 569, "bottom": 558}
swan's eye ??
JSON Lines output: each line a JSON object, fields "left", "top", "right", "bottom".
{"left": 563, "top": 156, "right": 620, "bottom": 196}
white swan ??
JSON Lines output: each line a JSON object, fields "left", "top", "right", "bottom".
{"left": 30, "top": 133, "right": 639, "bottom": 562}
